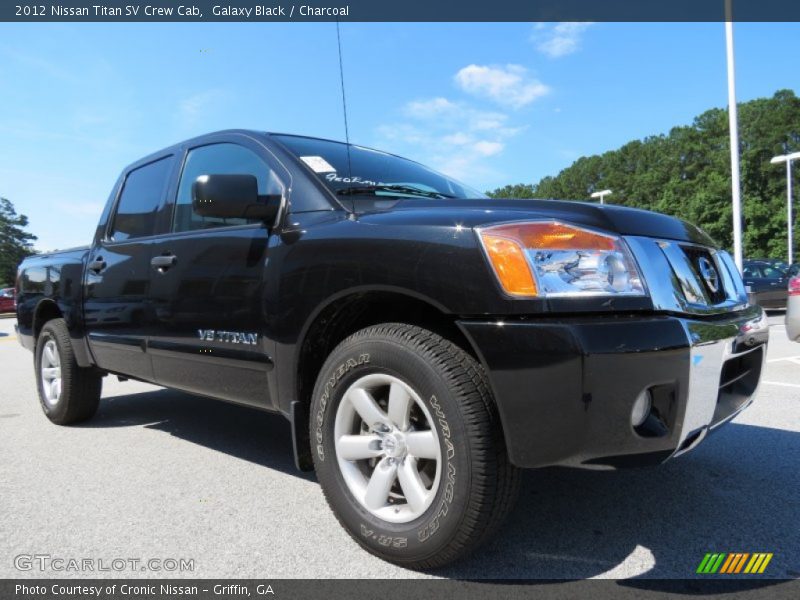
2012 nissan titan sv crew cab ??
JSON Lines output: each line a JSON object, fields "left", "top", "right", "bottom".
{"left": 16, "top": 130, "right": 768, "bottom": 568}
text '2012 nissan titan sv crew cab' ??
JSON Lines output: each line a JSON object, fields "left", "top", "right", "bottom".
{"left": 16, "top": 130, "right": 769, "bottom": 568}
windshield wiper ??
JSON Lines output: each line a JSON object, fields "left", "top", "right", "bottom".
{"left": 336, "top": 184, "right": 455, "bottom": 199}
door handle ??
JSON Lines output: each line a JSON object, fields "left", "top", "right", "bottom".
{"left": 88, "top": 257, "right": 106, "bottom": 273}
{"left": 151, "top": 254, "right": 177, "bottom": 271}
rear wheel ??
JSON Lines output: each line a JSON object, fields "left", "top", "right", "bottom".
{"left": 310, "top": 323, "right": 519, "bottom": 569}
{"left": 35, "top": 318, "right": 102, "bottom": 424}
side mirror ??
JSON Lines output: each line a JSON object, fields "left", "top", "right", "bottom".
{"left": 192, "top": 174, "right": 281, "bottom": 222}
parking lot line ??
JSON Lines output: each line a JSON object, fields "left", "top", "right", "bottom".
{"left": 0, "top": 336, "right": 18, "bottom": 343}
{"left": 766, "top": 355, "right": 800, "bottom": 363}
{"left": 762, "top": 380, "right": 800, "bottom": 389}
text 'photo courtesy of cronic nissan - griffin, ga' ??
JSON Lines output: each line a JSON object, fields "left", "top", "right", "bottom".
{"left": 13, "top": 130, "right": 769, "bottom": 568}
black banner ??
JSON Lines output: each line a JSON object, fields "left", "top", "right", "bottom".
{"left": 3, "top": 0, "right": 800, "bottom": 23}
{"left": 3, "top": 579, "right": 800, "bottom": 600}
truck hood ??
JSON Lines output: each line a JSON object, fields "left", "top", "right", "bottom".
{"left": 356, "top": 197, "right": 717, "bottom": 247}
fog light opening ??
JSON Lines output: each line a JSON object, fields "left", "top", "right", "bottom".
{"left": 631, "top": 389, "right": 653, "bottom": 428}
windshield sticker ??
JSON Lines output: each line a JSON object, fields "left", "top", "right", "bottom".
{"left": 300, "top": 156, "right": 337, "bottom": 173}
{"left": 325, "top": 173, "right": 387, "bottom": 186}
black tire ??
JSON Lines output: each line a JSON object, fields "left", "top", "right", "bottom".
{"left": 35, "top": 318, "right": 102, "bottom": 425}
{"left": 310, "top": 323, "right": 519, "bottom": 569}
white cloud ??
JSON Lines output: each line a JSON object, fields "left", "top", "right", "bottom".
{"left": 374, "top": 61, "right": 549, "bottom": 185}
{"left": 454, "top": 64, "right": 550, "bottom": 109}
{"left": 432, "top": 155, "right": 483, "bottom": 182}
{"left": 439, "top": 134, "right": 504, "bottom": 157}
{"left": 533, "top": 22, "right": 593, "bottom": 58}
{"left": 470, "top": 114, "right": 508, "bottom": 131}
{"left": 403, "top": 97, "right": 459, "bottom": 119}
{"left": 472, "top": 140, "right": 504, "bottom": 156}
{"left": 401, "top": 99, "right": 516, "bottom": 135}
{"left": 441, "top": 132, "right": 473, "bottom": 146}
{"left": 376, "top": 97, "right": 524, "bottom": 183}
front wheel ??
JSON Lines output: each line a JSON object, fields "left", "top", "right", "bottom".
{"left": 35, "top": 318, "right": 102, "bottom": 425}
{"left": 310, "top": 323, "right": 519, "bottom": 569}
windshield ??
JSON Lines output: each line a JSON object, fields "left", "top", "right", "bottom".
{"left": 273, "top": 135, "right": 486, "bottom": 200}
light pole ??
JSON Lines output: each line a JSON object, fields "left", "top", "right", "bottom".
{"left": 590, "top": 189, "right": 612, "bottom": 204}
{"left": 725, "top": 0, "right": 744, "bottom": 272}
{"left": 770, "top": 151, "right": 800, "bottom": 265}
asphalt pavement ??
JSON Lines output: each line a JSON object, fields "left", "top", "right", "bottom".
{"left": 0, "top": 313, "right": 797, "bottom": 580}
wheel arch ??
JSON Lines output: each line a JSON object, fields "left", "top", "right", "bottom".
{"left": 33, "top": 299, "right": 63, "bottom": 339}
{"left": 31, "top": 298, "right": 94, "bottom": 368}
{"left": 289, "top": 286, "right": 482, "bottom": 471}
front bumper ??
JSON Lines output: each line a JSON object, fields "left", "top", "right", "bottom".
{"left": 458, "top": 305, "right": 768, "bottom": 469}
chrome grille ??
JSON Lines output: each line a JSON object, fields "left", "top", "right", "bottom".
{"left": 624, "top": 236, "right": 749, "bottom": 316}
{"left": 678, "top": 245, "right": 728, "bottom": 305}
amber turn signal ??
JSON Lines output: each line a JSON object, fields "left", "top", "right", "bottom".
{"left": 479, "top": 233, "right": 538, "bottom": 297}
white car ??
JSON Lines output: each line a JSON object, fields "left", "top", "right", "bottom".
{"left": 786, "top": 276, "right": 800, "bottom": 341}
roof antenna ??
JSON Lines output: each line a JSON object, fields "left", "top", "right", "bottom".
{"left": 336, "top": 20, "right": 355, "bottom": 212}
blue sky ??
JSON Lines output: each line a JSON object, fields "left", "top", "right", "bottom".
{"left": 0, "top": 21, "right": 798, "bottom": 250}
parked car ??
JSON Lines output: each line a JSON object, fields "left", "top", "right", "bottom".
{"left": 14, "top": 130, "right": 769, "bottom": 568}
{"left": 742, "top": 260, "right": 789, "bottom": 309}
{"left": 0, "top": 288, "right": 16, "bottom": 313}
{"left": 750, "top": 257, "right": 790, "bottom": 272}
{"left": 786, "top": 263, "right": 800, "bottom": 278}
{"left": 786, "top": 276, "right": 800, "bottom": 341}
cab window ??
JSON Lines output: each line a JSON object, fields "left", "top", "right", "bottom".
{"left": 173, "top": 143, "right": 284, "bottom": 232}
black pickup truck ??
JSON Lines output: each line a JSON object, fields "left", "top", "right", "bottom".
{"left": 15, "top": 130, "right": 769, "bottom": 568}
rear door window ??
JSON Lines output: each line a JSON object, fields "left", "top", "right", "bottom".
{"left": 109, "top": 156, "right": 174, "bottom": 242}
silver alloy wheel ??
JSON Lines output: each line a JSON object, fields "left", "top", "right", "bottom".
{"left": 40, "top": 339, "right": 62, "bottom": 408}
{"left": 334, "top": 373, "right": 442, "bottom": 524}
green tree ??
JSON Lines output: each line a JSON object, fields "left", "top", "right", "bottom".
{"left": 489, "top": 90, "right": 800, "bottom": 259}
{"left": 487, "top": 183, "right": 536, "bottom": 198}
{"left": 0, "top": 198, "right": 37, "bottom": 286}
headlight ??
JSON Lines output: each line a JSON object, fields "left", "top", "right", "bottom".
{"left": 477, "top": 221, "right": 646, "bottom": 298}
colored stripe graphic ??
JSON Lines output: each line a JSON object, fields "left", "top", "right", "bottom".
{"left": 734, "top": 553, "right": 749, "bottom": 573}
{"left": 757, "top": 553, "right": 773, "bottom": 573}
{"left": 744, "top": 554, "right": 761, "bottom": 573}
{"left": 697, "top": 553, "right": 726, "bottom": 573}
{"left": 720, "top": 553, "right": 736, "bottom": 573}
{"left": 699, "top": 552, "right": 773, "bottom": 575}
{"left": 721, "top": 553, "right": 749, "bottom": 574}
{"left": 696, "top": 553, "right": 713, "bottom": 573}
